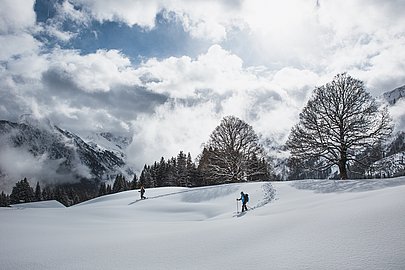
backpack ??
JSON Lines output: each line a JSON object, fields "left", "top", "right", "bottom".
{"left": 244, "top": 193, "right": 249, "bottom": 203}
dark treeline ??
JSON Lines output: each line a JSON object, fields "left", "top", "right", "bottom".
{"left": 1, "top": 177, "right": 99, "bottom": 207}
{"left": 137, "top": 150, "right": 270, "bottom": 189}
{"left": 138, "top": 151, "right": 201, "bottom": 188}
{"left": 1, "top": 175, "right": 137, "bottom": 207}
{"left": 97, "top": 174, "right": 137, "bottom": 197}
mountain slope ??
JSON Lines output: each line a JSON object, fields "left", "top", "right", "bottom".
{"left": 383, "top": 85, "right": 405, "bottom": 105}
{"left": 0, "top": 119, "right": 131, "bottom": 192}
{"left": 84, "top": 131, "right": 132, "bottom": 159}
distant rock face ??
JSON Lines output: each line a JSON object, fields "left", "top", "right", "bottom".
{"left": 0, "top": 119, "right": 132, "bottom": 191}
{"left": 383, "top": 85, "right": 405, "bottom": 105}
{"left": 84, "top": 131, "right": 132, "bottom": 159}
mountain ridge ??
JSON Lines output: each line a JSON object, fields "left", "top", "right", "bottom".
{"left": 0, "top": 119, "right": 133, "bottom": 193}
{"left": 383, "top": 85, "right": 405, "bottom": 105}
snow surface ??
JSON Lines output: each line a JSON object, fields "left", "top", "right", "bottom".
{"left": 10, "top": 200, "right": 65, "bottom": 209}
{"left": 1, "top": 178, "right": 405, "bottom": 270}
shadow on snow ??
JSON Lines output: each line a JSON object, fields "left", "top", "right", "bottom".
{"left": 290, "top": 177, "right": 405, "bottom": 193}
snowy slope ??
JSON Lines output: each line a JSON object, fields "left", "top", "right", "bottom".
{"left": 383, "top": 85, "right": 405, "bottom": 105}
{"left": 10, "top": 200, "right": 66, "bottom": 209}
{"left": 1, "top": 179, "right": 405, "bottom": 270}
{"left": 83, "top": 131, "right": 132, "bottom": 159}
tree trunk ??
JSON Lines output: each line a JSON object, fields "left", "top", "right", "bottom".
{"left": 338, "top": 159, "right": 348, "bottom": 180}
{"left": 339, "top": 137, "right": 348, "bottom": 179}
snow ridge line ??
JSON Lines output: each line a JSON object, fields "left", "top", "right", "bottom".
{"left": 128, "top": 182, "right": 276, "bottom": 209}
{"left": 128, "top": 185, "right": 238, "bottom": 205}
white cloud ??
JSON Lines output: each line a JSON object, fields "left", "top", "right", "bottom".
{"left": 317, "top": 0, "right": 405, "bottom": 39}
{"left": 38, "top": 1, "right": 90, "bottom": 43}
{"left": 163, "top": 0, "right": 243, "bottom": 42}
{"left": 0, "top": 33, "right": 41, "bottom": 61}
{"left": 48, "top": 49, "right": 140, "bottom": 92}
{"left": 58, "top": 0, "right": 90, "bottom": 24}
{"left": 1, "top": 0, "right": 405, "bottom": 174}
{"left": 0, "top": 145, "right": 90, "bottom": 193}
{"left": 128, "top": 100, "right": 221, "bottom": 168}
{"left": 72, "top": 0, "right": 161, "bottom": 29}
{"left": 68, "top": 0, "right": 243, "bottom": 41}
{"left": 389, "top": 99, "right": 405, "bottom": 133}
{"left": 272, "top": 68, "right": 320, "bottom": 94}
{"left": 51, "top": 105, "right": 131, "bottom": 135}
{"left": 136, "top": 44, "right": 254, "bottom": 98}
{"left": 62, "top": 0, "right": 405, "bottom": 94}
{"left": 126, "top": 45, "right": 325, "bottom": 169}
{"left": 0, "top": 0, "right": 36, "bottom": 34}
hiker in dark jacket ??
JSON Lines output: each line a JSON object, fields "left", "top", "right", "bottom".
{"left": 139, "top": 185, "right": 146, "bottom": 199}
{"left": 237, "top": 191, "right": 248, "bottom": 212}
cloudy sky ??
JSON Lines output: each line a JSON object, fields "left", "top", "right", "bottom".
{"left": 1, "top": 0, "right": 405, "bottom": 170}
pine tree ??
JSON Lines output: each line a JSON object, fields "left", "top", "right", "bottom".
{"left": 139, "top": 166, "right": 153, "bottom": 188}
{"left": 157, "top": 157, "right": 168, "bottom": 186}
{"left": 10, "top": 178, "right": 35, "bottom": 204}
{"left": 112, "top": 174, "right": 130, "bottom": 193}
{"left": 42, "top": 186, "right": 54, "bottom": 200}
{"left": 54, "top": 187, "right": 70, "bottom": 206}
{"left": 0, "top": 191, "right": 10, "bottom": 207}
{"left": 106, "top": 184, "right": 112, "bottom": 194}
{"left": 177, "top": 151, "right": 187, "bottom": 186}
{"left": 112, "top": 175, "right": 124, "bottom": 193}
{"left": 150, "top": 162, "right": 158, "bottom": 188}
{"left": 166, "top": 158, "right": 177, "bottom": 186}
{"left": 67, "top": 188, "right": 80, "bottom": 205}
{"left": 98, "top": 182, "right": 107, "bottom": 196}
{"left": 197, "top": 147, "right": 216, "bottom": 185}
{"left": 130, "top": 174, "right": 138, "bottom": 189}
{"left": 35, "top": 182, "right": 42, "bottom": 201}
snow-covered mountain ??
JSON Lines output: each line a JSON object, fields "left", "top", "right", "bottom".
{"left": 84, "top": 131, "right": 132, "bottom": 159}
{"left": 368, "top": 86, "right": 405, "bottom": 177}
{"left": 383, "top": 85, "right": 405, "bottom": 105}
{"left": 0, "top": 117, "right": 133, "bottom": 192}
{"left": 366, "top": 131, "right": 405, "bottom": 178}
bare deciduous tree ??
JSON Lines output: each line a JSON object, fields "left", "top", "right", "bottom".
{"left": 286, "top": 73, "right": 393, "bottom": 179}
{"left": 201, "top": 116, "right": 270, "bottom": 183}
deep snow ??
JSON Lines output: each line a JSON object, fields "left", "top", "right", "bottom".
{"left": 1, "top": 178, "right": 405, "bottom": 270}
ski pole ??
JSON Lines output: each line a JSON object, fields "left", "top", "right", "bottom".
{"left": 236, "top": 199, "right": 239, "bottom": 214}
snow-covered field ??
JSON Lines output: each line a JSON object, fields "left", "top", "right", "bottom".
{"left": 1, "top": 178, "right": 405, "bottom": 270}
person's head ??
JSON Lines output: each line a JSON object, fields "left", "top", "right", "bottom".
{"left": 240, "top": 191, "right": 244, "bottom": 195}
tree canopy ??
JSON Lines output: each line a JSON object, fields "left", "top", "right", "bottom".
{"left": 286, "top": 73, "right": 393, "bottom": 179}
{"left": 200, "top": 116, "right": 270, "bottom": 183}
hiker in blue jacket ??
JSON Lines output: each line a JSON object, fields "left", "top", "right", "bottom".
{"left": 237, "top": 191, "right": 248, "bottom": 212}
